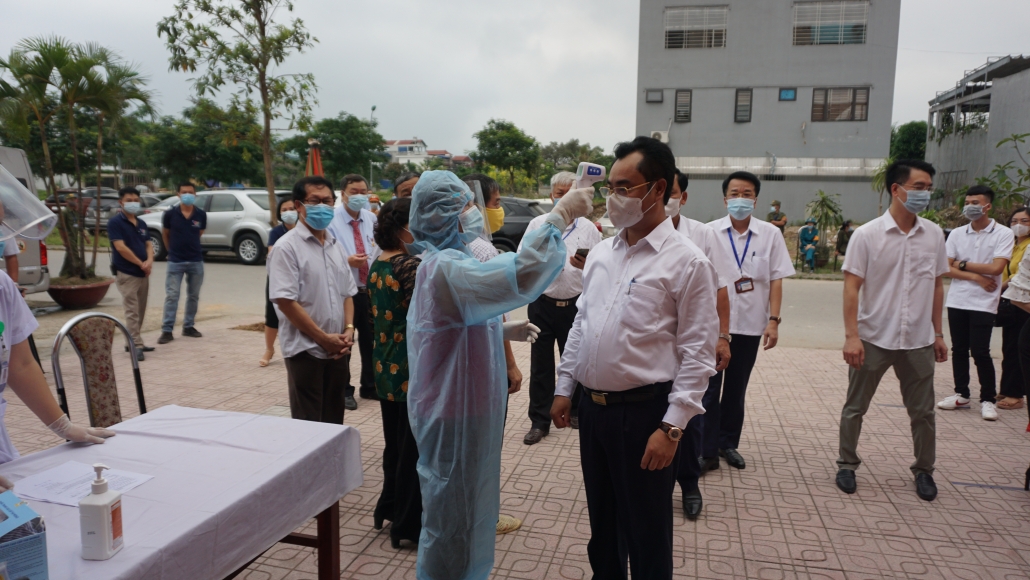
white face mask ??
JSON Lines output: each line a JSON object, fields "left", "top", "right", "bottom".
{"left": 665, "top": 196, "right": 681, "bottom": 218}
{"left": 606, "top": 184, "right": 658, "bottom": 228}
{"left": 1013, "top": 224, "right": 1030, "bottom": 238}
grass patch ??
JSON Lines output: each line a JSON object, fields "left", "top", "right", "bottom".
{"left": 45, "top": 229, "right": 111, "bottom": 249}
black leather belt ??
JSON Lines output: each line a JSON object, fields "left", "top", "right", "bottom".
{"left": 540, "top": 294, "right": 579, "bottom": 308}
{"left": 581, "top": 381, "right": 673, "bottom": 406}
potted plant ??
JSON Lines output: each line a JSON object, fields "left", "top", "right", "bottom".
{"left": 0, "top": 37, "right": 150, "bottom": 309}
{"left": 804, "top": 190, "right": 844, "bottom": 271}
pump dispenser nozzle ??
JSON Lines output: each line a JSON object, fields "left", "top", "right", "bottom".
{"left": 91, "top": 464, "right": 110, "bottom": 494}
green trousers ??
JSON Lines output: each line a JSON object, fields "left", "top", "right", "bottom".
{"left": 837, "top": 341, "right": 936, "bottom": 476}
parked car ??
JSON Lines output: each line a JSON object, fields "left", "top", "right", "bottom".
{"left": 0, "top": 146, "right": 50, "bottom": 294}
{"left": 491, "top": 196, "right": 549, "bottom": 252}
{"left": 84, "top": 194, "right": 163, "bottom": 230}
{"left": 139, "top": 189, "right": 290, "bottom": 265}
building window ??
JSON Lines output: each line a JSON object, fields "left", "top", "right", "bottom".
{"left": 645, "top": 89, "right": 664, "bottom": 103}
{"left": 793, "top": 1, "right": 869, "bottom": 45}
{"left": 664, "top": 6, "right": 728, "bottom": 49}
{"left": 811, "top": 87, "right": 869, "bottom": 121}
{"left": 734, "top": 89, "right": 752, "bottom": 123}
{"left": 779, "top": 88, "right": 797, "bottom": 101}
{"left": 674, "top": 90, "right": 692, "bottom": 122}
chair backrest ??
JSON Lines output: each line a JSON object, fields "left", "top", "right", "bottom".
{"left": 52, "top": 312, "right": 146, "bottom": 428}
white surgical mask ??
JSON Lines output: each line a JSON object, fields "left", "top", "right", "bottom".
{"left": 122, "top": 201, "right": 141, "bottom": 215}
{"left": 962, "top": 204, "right": 985, "bottom": 221}
{"left": 665, "top": 196, "right": 682, "bottom": 219}
{"left": 1013, "top": 224, "right": 1030, "bottom": 238}
{"left": 606, "top": 184, "right": 657, "bottom": 228}
{"left": 280, "top": 210, "right": 298, "bottom": 225}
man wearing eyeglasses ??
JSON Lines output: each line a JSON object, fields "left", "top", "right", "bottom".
{"left": 836, "top": 159, "right": 949, "bottom": 502}
{"left": 269, "top": 176, "right": 358, "bottom": 425}
{"left": 551, "top": 136, "right": 718, "bottom": 578}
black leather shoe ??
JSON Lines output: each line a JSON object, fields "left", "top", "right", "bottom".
{"left": 523, "top": 428, "right": 547, "bottom": 445}
{"left": 157, "top": 332, "right": 174, "bottom": 344}
{"left": 135, "top": 351, "right": 145, "bottom": 362}
{"left": 915, "top": 473, "right": 938, "bottom": 501}
{"left": 569, "top": 415, "right": 579, "bottom": 430}
{"left": 683, "top": 487, "right": 703, "bottom": 520}
{"left": 699, "top": 456, "right": 720, "bottom": 473}
{"left": 720, "top": 448, "right": 746, "bottom": 469}
{"left": 344, "top": 396, "right": 358, "bottom": 411}
{"left": 836, "top": 469, "right": 857, "bottom": 494}
{"left": 124, "top": 345, "right": 155, "bottom": 352}
{"left": 182, "top": 327, "right": 203, "bottom": 338}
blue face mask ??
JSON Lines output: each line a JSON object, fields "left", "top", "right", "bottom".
{"left": 458, "top": 206, "right": 485, "bottom": 244}
{"left": 726, "top": 198, "right": 755, "bottom": 221}
{"left": 180, "top": 193, "right": 196, "bottom": 206}
{"left": 347, "top": 194, "right": 370, "bottom": 212}
{"left": 962, "top": 203, "right": 985, "bottom": 221}
{"left": 122, "top": 201, "right": 142, "bottom": 215}
{"left": 901, "top": 189, "right": 931, "bottom": 214}
{"left": 304, "top": 204, "right": 335, "bottom": 230}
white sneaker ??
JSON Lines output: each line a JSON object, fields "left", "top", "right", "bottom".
{"left": 981, "top": 401, "right": 998, "bottom": 421}
{"left": 937, "top": 395, "right": 971, "bottom": 410}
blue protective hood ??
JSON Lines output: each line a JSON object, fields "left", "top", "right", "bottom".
{"left": 408, "top": 170, "right": 473, "bottom": 254}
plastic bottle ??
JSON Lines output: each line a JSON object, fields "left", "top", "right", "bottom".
{"left": 79, "top": 463, "right": 123, "bottom": 560}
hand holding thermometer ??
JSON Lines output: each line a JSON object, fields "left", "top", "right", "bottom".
{"left": 574, "top": 162, "right": 606, "bottom": 189}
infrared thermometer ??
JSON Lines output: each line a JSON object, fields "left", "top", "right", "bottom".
{"left": 574, "top": 162, "right": 606, "bottom": 189}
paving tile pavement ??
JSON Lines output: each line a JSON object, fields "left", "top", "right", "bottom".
{"left": 9, "top": 321, "right": 1030, "bottom": 579}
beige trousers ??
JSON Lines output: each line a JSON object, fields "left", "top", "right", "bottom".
{"left": 837, "top": 341, "right": 936, "bottom": 476}
{"left": 115, "top": 272, "right": 149, "bottom": 347}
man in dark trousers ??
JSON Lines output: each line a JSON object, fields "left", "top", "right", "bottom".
{"left": 158, "top": 182, "right": 207, "bottom": 344}
{"left": 552, "top": 137, "right": 718, "bottom": 579}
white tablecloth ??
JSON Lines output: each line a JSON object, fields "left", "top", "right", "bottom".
{"left": 0, "top": 405, "right": 363, "bottom": 580}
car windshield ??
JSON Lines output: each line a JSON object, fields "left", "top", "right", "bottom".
{"left": 526, "top": 202, "right": 546, "bottom": 217}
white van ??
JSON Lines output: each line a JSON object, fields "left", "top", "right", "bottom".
{"left": 0, "top": 147, "right": 50, "bottom": 294}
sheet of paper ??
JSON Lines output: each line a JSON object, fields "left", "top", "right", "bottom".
{"left": 13, "top": 460, "right": 153, "bottom": 507}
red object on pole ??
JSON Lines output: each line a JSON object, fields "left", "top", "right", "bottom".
{"left": 306, "top": 139, "right": 324, "bottom": 176}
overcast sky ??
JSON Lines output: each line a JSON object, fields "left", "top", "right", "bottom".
{"left": 4, "top": 0, "right": 1028, "bottom": 156}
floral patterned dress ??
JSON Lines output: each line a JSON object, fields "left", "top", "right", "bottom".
{"left": 368, "top": 255, "right": 421, "bottom": 402}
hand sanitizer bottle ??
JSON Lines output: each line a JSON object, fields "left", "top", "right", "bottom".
{"left": 79, "top": 463, "right": 123, "bottom": 560}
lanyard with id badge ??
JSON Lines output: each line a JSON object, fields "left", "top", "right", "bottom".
{"left": 728, "top": 229, "right": 754, "bottom": 294}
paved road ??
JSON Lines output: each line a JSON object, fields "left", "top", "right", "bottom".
{"left": 29, "top": 252, "right": 1002, "bottom": 358}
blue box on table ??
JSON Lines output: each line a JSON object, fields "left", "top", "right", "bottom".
{"left": 0, "top": 490, "right": 47, "bottom": 580}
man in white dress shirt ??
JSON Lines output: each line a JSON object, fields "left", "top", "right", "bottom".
{"left": 327, "top": 174, "right": 378, "bottom": 410}
{"left": 937, "top": 185, "right": 1013, "bottom": 421}
{"left": 520, "top": 171, "right": 602, "bottom": 445}
{"left": 666, "top": 169, "right": 734, "bottom": 520}
{"left": 704, "top": 172, "right": 795, "bottom": 472}
{"left": 551, "top": 137, "right": 718, "bottom": 578}
{"left": 836, "top": 159, "right": 949, "bottom": 501}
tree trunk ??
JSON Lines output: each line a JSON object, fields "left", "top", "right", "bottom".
{"left": 36, "top": 117, "right": 82, "bottom": 278}
{"left": 67, "top": 107, "right": 88, "bottom": 277}
{"left": 255, "top": 5, "right": 278, "bottom": 227}
{"left": 91, "top": 115, "right": 104, "bottom": 271}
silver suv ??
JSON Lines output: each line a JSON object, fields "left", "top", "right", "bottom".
{"left": 139, "top": 189, "right": 290, "bottom": 265}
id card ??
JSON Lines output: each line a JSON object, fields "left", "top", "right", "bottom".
{"left": 734, "top": 277, "right": 755, "bottom": 294}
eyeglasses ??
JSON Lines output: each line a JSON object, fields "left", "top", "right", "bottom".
{"left": 303, "top": 199, "right": 334, "bottom": 207}
{"left": 599, "top": 181, "right": 654, "bottom": 199}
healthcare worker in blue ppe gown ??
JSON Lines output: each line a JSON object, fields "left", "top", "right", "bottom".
{"left": 406, "top": 171, "right": 595, "bottom": 580}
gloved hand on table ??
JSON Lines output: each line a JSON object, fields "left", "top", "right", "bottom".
{"left": 547, "top": 188, "right": 595, "bottom": 229}
{"left": 502, "top": 320, "right": 541, "bottom": 343}
{"left": 48, "top": 415, "right": 116, "bottom": 445}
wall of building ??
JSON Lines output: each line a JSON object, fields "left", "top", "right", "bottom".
{"left": 681, "top": 178, "right": 880, "bottom": 224}
{"left": 635, "top": 0, "right": 900, "bottom": 160}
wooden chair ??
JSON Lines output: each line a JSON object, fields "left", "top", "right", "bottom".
{"left": 52, "top": 312, "right": 146, "bottom": 428}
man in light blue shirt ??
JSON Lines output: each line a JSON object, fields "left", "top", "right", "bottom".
{"left": 327, "top": 174, "right": 379, "bottom": 410}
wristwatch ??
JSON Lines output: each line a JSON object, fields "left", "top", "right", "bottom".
{"left": 769, "top": 316, "right": 782, "bottom": 324}
{"left": 935, "top": 332, "right": 944, "bottom": 338}
{"left": 719, "top": 333, "right": 732, "bottom": 343}
{"left": 959, "top": 260, "right": 967, "bottom": 271}
{"left": 659, "top": 422, "right": 683, "bottom": 442}
{"left": 345, "top": 324, "right": 355, "bottom": 330}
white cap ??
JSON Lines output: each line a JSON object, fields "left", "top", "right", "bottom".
{"left": 91, "top": 463, "right": 110, "bottom": 494}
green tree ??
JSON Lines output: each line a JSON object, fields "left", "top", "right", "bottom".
{"left": 281, "top": 112, "right": 385, "bottom": 184}
{"left": 540, "top": 139, "right": 614, "bottom": 173}
{"left": 870, "top": 156, "right": 894, "bottom": 216}
{"left": 973, "top": 132, "right": 1030, "bottom": 213}
{"left": 890, "top": 121, "right": 927, "bottom": 161}
{"left": 472, "top": 119, "right": 540, "bottom": 193}
{"left": 159, "top": 0, "right": 319, "bottom": 224}
{"left": 805, "top": 190, "right": 843, "bottom": 245}
{"left": 0, "top": 93, "right": 98, "bottom": 180}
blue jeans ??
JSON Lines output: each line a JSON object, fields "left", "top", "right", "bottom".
{"left": 162, "top": 261, "right": 204, "bottom": 332}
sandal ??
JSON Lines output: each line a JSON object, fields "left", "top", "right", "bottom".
{"left": 496, "top": 514, "right": 522, "bottom": 535}
{"left": 996, "top": 397, "right": 1024, "bottom": 410}
{"left": 258, "top": 349, "right": 274, "bottom": 367}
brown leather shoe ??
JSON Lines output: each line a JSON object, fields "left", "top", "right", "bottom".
{"left": 523, "top": 428, "right": 547, "bottom": 445}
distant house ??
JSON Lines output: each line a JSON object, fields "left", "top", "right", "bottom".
{"left": 452, "top": 155, "right": 474, "bottom": 169}
{"left": 925, "top": 55, "right": 1030, "bottom": 194}
{"left": 385, "top": 139, "right": 429, "bottom": 166}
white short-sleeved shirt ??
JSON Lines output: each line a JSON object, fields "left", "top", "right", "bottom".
{"left": 0, "top": 270, "right": 38, "bottom": 463}
{"left": 843, "top": 211, "right": 949, "bottom": 351}
{"left": 520, "top": 216, "right": 602, "bottom": 299}
{"left": 268, "top": 224, "right": 359, "bottom": 359}
{"left": 675, "top": 217, "right": 734, "bottom": 290}
{"left": 2, "top": 240, "right": 18, "bottom": 258}
{"left": 945, "top": 220, "right": 1014, "bottom": 314}
{"left": 707, "top": 216, "right": 796, "bottom": 336}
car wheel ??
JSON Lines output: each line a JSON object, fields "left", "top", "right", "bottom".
{"left": 149, "top": 230, "right": 167, "bottom": 261}
{"left": 234, "top": 232, "right": 265, "bottom": 265}
{"left": 492, "top": 239, "right": 516, "bottom": 253}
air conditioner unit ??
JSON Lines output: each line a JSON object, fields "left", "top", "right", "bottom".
{"left": 651, "top": 131, "right": 669, "bottom": 143}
